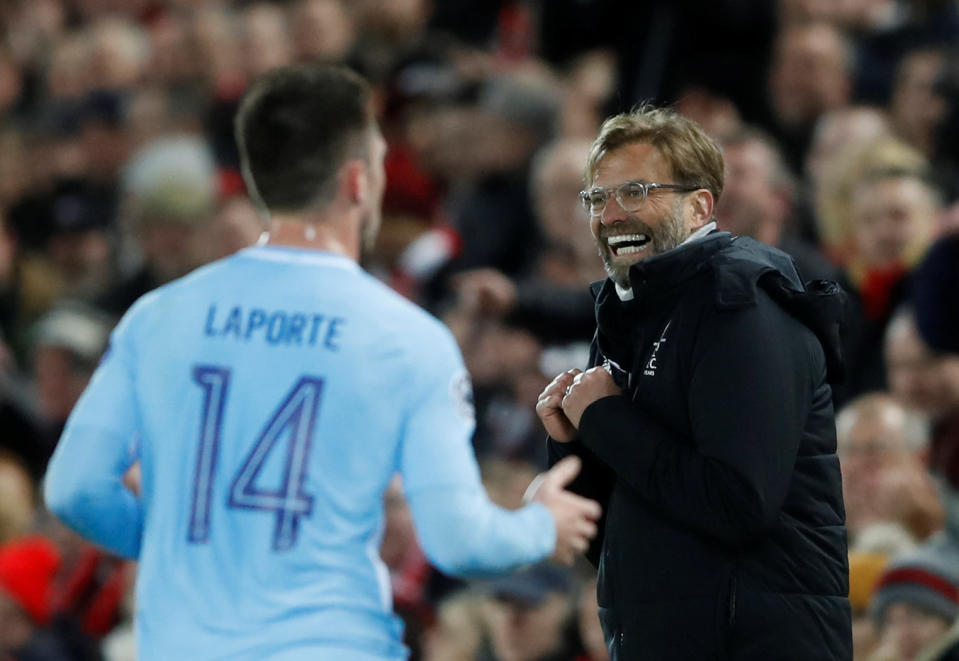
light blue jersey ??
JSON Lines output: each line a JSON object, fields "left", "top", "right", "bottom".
{"left": 45, "top": 245, "right": 555, "bottom": 660}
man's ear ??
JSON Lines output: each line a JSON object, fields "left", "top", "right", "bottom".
{"left": 689, "top": 189, "right": 715, "bottom": 227}
{"left": 343, "top": 160, "right": 368, "bottom": 205}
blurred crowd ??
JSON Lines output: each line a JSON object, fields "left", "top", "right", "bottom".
{"left": 0, "top": 0, "right": 957, "bottom": 659}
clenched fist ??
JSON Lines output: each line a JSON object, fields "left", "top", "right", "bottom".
{"left": 560, "top": 366, "right": 621, "bottom": 429}
{"left": 536, "top": 369, "right": 582, "bottom": 443}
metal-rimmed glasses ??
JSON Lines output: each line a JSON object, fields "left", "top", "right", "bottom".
{"left": 578, "top": 181, "right": 700, "bottom": 216}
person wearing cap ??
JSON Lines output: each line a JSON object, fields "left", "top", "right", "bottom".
{"left": 535, "top": 104, "right": 851, "bottom": 659}
{"left": 30, "top": 303, "right": 112, "bottom": 455}
{"left": 869, "top": 552, "right": 959, "bottom": 661}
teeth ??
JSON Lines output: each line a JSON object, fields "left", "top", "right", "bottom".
{"left": 615, "top": 244, "right": 648, "bottom": 255}
{"left": 606, "top": 234, "right": 648, "bottom": 245}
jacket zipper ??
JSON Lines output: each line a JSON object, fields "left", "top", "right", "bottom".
{"left": 728, "top": 574, "right": 737, "bottom": 626}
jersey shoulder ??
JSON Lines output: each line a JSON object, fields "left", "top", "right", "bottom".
{"left": 354, "top": 272, "right": 461, "bottom": 355}
{"left": 112, "top": 256, "right": 242, "bottom": 339}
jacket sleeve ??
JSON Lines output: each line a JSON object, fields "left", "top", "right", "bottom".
{"left": 576, "top": 294, "right": 819, "bottom": 548}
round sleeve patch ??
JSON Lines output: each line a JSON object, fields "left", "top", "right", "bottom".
{"left": 449, "top": 370, "right": 475, "bottom": 423}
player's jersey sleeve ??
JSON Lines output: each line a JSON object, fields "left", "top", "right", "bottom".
{"left": 397, "top": 321, "right": 554, "bottom": 577}
{"left": 44, "top": 304, "right": 145, "bottom": 559}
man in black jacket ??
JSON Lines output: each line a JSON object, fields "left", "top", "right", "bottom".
{"left": 535, "top": 106, "right": 852, "bottom": 660}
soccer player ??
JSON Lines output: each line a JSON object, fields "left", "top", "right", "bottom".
{"left": 44, "top": 65, "right": 601, "bottom": 661}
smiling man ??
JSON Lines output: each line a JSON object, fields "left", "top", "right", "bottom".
{"left": 535, "top": 105, "right": 853, "bottom": 660}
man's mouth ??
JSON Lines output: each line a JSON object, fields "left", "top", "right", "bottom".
{"left": 606, "top": 233, "right": 651, "bottom": 257}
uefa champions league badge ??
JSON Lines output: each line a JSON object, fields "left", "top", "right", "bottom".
{"left": 450, "top": 370, "right": 476, "bottom": 424}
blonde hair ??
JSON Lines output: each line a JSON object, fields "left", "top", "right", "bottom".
{"left": 815, "top": 135, "right": 929, "bottom": 264}
{"left": 585, "top": 104, "right": 724, "bottom": 202}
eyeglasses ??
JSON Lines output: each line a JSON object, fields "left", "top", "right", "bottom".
{"left": 578, "top": 181, "right": 700, "bottom": 216}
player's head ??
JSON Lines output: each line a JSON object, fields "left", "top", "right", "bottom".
{"left": 234, "top": 64, "right": 385, "bottom": 250}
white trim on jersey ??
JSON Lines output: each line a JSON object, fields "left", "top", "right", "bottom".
{"left": 239, "top": 246, "right": 361, "bottom": 271}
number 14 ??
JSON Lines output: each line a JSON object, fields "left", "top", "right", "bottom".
{"left": 189, "top": 366, "right": 321, "bottom": 551}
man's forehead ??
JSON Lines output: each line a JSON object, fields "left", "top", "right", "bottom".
{"left": 593, "top": 142, "right": 669, "bottom": 183}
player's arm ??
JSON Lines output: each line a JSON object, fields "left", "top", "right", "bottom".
{"left": 44, "top": 319, "right": 143, "bottom": 559}
{"left": 398, "top": 327, "right": 599, "bottom": 576}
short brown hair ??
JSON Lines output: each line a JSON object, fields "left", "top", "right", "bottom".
{"left": 235, "top": 64, "right": 374, "bottom": 213}
{"left": 585, "top": 104, "right": 724, "bottom": 203}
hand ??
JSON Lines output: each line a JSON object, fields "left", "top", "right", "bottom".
{"left": 526, "top": 456, "right": 602, "bottom": 565}
{"left": 561, "top": 366, "right": 621, "bottom": 429}
{"left": 452, "top": 268, "right": 518, "bottom": 317}
{"left": 536, "top": 369, "right": 582, "bottom": 442}
{"left": 874, "top": 462, "right": 944, "bottom": 538}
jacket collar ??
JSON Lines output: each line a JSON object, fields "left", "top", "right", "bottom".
{"left": 589, "top": 230, "right": 732, "bottom": 306}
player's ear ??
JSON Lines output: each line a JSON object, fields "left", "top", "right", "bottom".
{"left": 343, "top": 160, "right": 368, "bottom": 205}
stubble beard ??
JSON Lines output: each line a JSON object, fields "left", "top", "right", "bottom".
{"left": 598, "top": 208, "right": 689, "bottom": 288}
{"left": 359, "top": 206, "right": 382, "bottom": 257}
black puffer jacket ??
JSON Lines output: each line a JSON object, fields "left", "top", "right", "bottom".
{"left": 549, "top": 233, "right": 852, "bottom": 660}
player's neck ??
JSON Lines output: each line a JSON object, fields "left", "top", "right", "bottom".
{"left": 263, "top": 212, "right": 360, "bottom": 260}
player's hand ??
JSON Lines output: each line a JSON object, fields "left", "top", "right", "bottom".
{"left": 561, "top": 366, "right": 621, "bottom": 430}
{"left": 123, "top": 462, "right": 142, "bottom": 497}
{"left": 536, "top": 369, "right": 582, "bottom": 443}
{"left": 528, "top": 456, "right": 602, "bottom": 565}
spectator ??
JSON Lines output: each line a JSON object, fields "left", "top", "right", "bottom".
{"left": 845, "top": 167, "right": 941, "bottom": 395}
{"left": 885, "top": 307, "right": 958, "bottom": 421}
{"left": 200, "top": 195, "right": 262, "bottom": 264}
{"left": 102, "top": 135, "right": 217, "bottom": 314}
{"left": 239, "top": 3, "right": 293, "bottom": 80}
{"left": 451, "top": 138, "right": 599, "bottom": 348}
{"left": 800, "top": 105, "right": 890, "bottom": 247}
{"left": 767, "top": 21, "right": 853, "bottom": 172}
{"left": 421, "top": 589, "right": 486, "bottom": 661}
{"left": 717, "top": 125, "right": 844, "bottom": 283}
{"left": 869, "top": 552, "right": 959, "bottom": 661}
{"left": 851, "top": 168, "right": 939, "bottom": 279}
{"left": 890, "top": 48, "right": 950, "bottom": 160}
{"left": 31, "top": 303, "right": 112, "bottom": 447}
{"left": 836, "top": 393, "right": 942, "bottom": 542}
{"left": 288, "top": 0, "right": 356, "bottom": 64}
{"left": 87, "top": 17, "right": 150, "bottom": 95}
{"left": 806, "top": 106, "right": 891, "bottom": 198}
{"left": 485, "top": 563, "right": 579, "bottom": 661}
{"left": 439, "top": 69, "right": 562, "bottom": 281}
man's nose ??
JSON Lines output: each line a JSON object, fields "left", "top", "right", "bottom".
{"left": 600, "top": 197, "right": 627, "bottom": 225}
